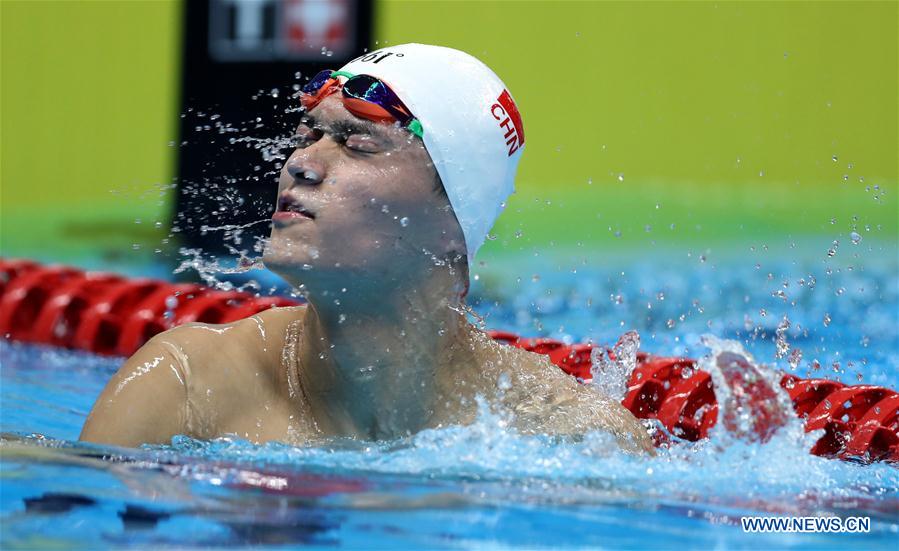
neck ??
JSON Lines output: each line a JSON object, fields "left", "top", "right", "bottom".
{"left": 292, "top": 268, "right": 472, "bottom": 440}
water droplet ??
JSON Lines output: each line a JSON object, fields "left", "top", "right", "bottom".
{"left": 358, "top": 365, "right": 375, "bottom": 377}
{"left": 850, "top": 231, "right": 862, "bottom": 244}
{"left": 399, "top": 216, "right": 410, "bottom": 227}
{"left": 775, "top": 317, "right": 791, "bottom": 359}
{"left": 823, "top": 313, "right": 831, "bottom": 327}
{"left": 617, "top": 173, "right": 624, "bottom": 182}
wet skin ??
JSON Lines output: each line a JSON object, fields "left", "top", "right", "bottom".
{"left": 80, "top": 95, "right": 653, "bottom": 454}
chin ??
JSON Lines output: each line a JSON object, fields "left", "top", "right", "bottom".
{"left": 262, "top": 234, "right": 321, "bottom": 275}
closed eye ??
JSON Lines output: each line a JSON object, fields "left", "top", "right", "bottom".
{"left": 290, "top": 122, "right": 323, "bottom": 149}
{"left": 291, "top": 117, "right": 387, "bottom": 153}
{"left": 343, "top": 133, "right": 382, "bottom": 153}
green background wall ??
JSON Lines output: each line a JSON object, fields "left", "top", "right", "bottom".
{"left": 2, "top": 1, "right": 896, "bottom": 263}
{"left": 2, "top": 0, "right": 181, "bottom": 260}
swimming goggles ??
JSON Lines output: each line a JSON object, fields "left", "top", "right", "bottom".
{"left": 300, "top": 69, "right": 423, "bottom": 138}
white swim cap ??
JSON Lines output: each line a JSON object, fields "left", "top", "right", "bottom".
{"left": 337, "top": 43, "right": 525, "bottom": 262}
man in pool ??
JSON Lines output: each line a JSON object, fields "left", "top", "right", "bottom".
{"left": 80, "top": 44, "right": 652, "bottom": 453}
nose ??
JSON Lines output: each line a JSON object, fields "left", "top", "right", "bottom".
{"left": 284, "top": 152, "right": 325, "bottom": 186}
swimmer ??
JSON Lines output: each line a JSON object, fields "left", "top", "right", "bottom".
{"left": 80, "top": 44, "right": 652, "bottom": 453}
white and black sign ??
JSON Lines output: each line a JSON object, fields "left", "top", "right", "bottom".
{"left": 209, "top": 0, "right": 357, "bottom": 62}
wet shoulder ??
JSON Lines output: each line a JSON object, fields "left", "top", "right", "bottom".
{"left": 440, "top": 327, "right": 575, "bottom": 407}
{"left": 250, "top": 304, "right": 308, "bottom": 347}
{"left": 470, "top": 329, "right": 653, "bottom": 453}
{"left": 149, "top": 305, "right": 306, "bottom": 379}
{"left": 467, "top": 328, "right": 569, "bottom": 386}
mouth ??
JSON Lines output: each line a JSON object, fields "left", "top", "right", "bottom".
{"left": 273, "top": 192, "right": 316, "bottom": 223}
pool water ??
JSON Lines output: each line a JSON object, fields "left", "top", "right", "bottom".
{"left": 2, "top": 248, "right": 898, "bottom": 548}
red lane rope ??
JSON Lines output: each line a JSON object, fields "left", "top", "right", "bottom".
{"left": 1, "top": 259, "right": 896, "bottom": 463}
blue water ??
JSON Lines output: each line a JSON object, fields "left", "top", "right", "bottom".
{"left": 2, "top": 247, "right": 898, "bottom": 549}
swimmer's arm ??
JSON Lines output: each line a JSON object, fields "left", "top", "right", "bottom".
{"left": 79, "top": 335, "right": 190, "bottom": 448}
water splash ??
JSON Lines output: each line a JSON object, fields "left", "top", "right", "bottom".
{"left": 142, "top": 389, "right": 895, "bottom": 516}
{"left": 590, "top": 330, "right": 640, "bottom": 401}
{"left": 174, "top": 246, "right": 266, "bottom": 292}
{"left": 698, "top": 335, "right": 805, "bottom": 444}
{"left": 229, "top": 134, "right": 296, "bottom": 163}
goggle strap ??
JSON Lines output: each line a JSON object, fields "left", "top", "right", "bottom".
{"left": 406, "top": 119, "right": 423, "bottom": 138}
{"left": 330, "top": 70, "right": 356, "bottom": 80}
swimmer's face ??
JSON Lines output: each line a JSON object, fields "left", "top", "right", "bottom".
{"left": 263, "top": 94, "right": 464, "bottom": 287}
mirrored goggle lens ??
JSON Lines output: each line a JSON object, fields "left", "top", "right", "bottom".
{"left": 342, "top": 75, "right": 413, "bottom": 124}
{"left": 302, "top": 69, "right": 335, "bottom": 95}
